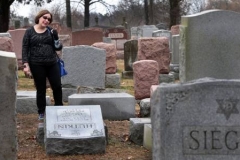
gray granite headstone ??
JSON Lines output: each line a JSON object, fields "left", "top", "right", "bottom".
{"left": 0, "top": 51, "right": 17, "bottom": 160}
{"left": 171, "top": 34, "right": 180, "bottom": 65}
{"left": 139, "top": 98, "right": 151, "bottom": 117}
{"left": 105, "top": 73, "right": 121, "bottom": 88}
{"left": 0, "top": 32, "right": 11, "bottom": 37}
{"left": 131, "top": 27, "right": 138, "bottom": 39}
{"left": 45, "top": 105, "right": 106, "bottom": 155}
{"left": 129, "top": 118, "right": 151, "bottom": 145}
{"left": 103, "top": 37, "right": 112, "bottom": 43}
{"left": 68, "top": 93, "right": 135, "bottom": 120}
{"left": 62, "top": 87, "right": 78, "bottom": 102}
{"left": 17, "top": 91, "right": 51, "bottom": 113}
{"left": 137, "top": 25, "right": 158, "bottom": 38}
{"left": 180, "top": 10, "right": 240, "bottom": 82}
{"left": 151, "top": 78, "right": 240, "bottom": 160}
{"left": 62, "top": 45, "right": 106, "bottom": 88}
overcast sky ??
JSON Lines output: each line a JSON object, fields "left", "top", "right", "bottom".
{"left": 13, "top": 0, "right": 119, "bottom": 17}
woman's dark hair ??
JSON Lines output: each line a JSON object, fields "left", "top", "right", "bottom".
{"left": 34, "top": 9, "right": 53, "bottom": 24}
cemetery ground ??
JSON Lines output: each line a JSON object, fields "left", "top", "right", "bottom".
{"left": 17, "top": 60, "right": 151, "bottom": 160}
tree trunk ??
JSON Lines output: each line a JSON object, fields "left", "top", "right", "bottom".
{"left": 0, "top": 1, "right": 10, "bottom": 32}
{"left": 169, "top": 0, "right": 180, "bottom": 28}
{"left": 66, "top": 0, "right": 72, "bottom": 29}
{"left": 149, "top": 0, "right": 154, "bottom": 24}
{"left": 84, "top": 0, "right": 90, "bottom": 28}
{"left": 144, "top": 0, "right": 149, "bottom": 25}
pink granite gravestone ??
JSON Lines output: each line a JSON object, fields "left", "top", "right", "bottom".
{"left": 171, "top": 25, "right": 180, "bottom": 35}
{"left": 72, "top": 30, "right": 103, "bottom": 46}
{"left": 138, "top": 37, "right": 170, "bottom": 74}
{"left": 133, "top": 60, "right": 159, "bottom": 100}
{"left": 92, "top": 42, "right": 117, "bottom": 74}
{"left": 0, "top": 37, "right": 14, "bottom": 52}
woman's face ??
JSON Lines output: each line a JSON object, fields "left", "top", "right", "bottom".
{"left": 39, "top": 13, "right": 51, "bottom": 27}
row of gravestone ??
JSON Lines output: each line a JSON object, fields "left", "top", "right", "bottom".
{"left": 139, "top": 9, "right": 240, "bottom": 160}
{"left": 0, "top": 23, "right": 179, "bottom": 68}
{"left": 3, "top": 9, "right": 240, "bottom": 159}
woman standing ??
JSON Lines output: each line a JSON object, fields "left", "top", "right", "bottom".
{"left": 22, "top": 10, "right": 63, "bottom": 120}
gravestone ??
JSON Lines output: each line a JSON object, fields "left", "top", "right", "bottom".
{"left": 45, "top": 105, "right": 106, "bottom": 155}
{"left": 61, "top": 45, "right": 106, "bottom": 88}
{"left": 103, "top": 37, "right": 111, "bottom": 43}
{"left": 151, "top": 78, "right": 240, "bottom": 160}
{"left": 0, "top": 36, "right": 14, "bottom": 53}
{"left": 105, "top": 28, "right": 128, "bottom": 51}
{"left": 123, "top": 40, "right": 138, "bottom": 78}
{"left": 137, "top": 25, "right": 158, "bottom": 38}
{"left": 0, "top": 51, "right": 17, "bottom": 160}
{"left": 138, "top": 37, "right": 170, "bottom": 74}
{"left": 0, "top": 33, "right": 11, "bottom": 37}
{"left": 92, "top": 42, "right": 117, "bottom": 74}
{"left": 171, "top": 34, "right": 180, "bottom": 66}
{"left": 129, "top": 118, "right": 151, "bottom": 145}
{"left": 8, "top": 29, "right": 26, "bottom": 69}
{"left": 180, "top": 10, "right": 240, "bottom": 82}
{"left": 171, "top": 25, "right": 180, "bottom": 35}
{"left": 14, "top": 20, "right": 20, "bottom": 29}
{"left": 68, "top": 93, "right": 135, "bottom": 120}
{"left": 116, "top": 39, "right": 127, "bottom": 50}
{"left": 170, "top": 34, "right": 180, "bottom": 80}
{"left": 152, "top": 29, "right": 172, "bottom": 52}
{"left": 124, "top": 40, "right": 138, "bottom": 71}
{"left": 104, "top": 28, "right": 128, "bottom": 40}
{"left": 72, "top": 30, "right": 103, "bottom": 46}
{"left": 133, "top": 60, "right": 159, "bottom": 100}
{"left": 17, "top": 91, "right": 51, "bottom": 113}
{"left": 131, "top": 27, "right": 138, "bottom": 39}
{"left": 155, "top": 23, "right": 167, "bottom": 30}
{"left": 143, "top": 124, "right": 152, "bottom": 150}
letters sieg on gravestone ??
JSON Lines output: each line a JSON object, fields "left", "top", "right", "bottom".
{"left": 151, "top": 78, "right": 240, "bottom": 160}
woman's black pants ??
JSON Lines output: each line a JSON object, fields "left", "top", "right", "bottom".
{"left": 30, "top": 62, "right": 63, "bottom": 114}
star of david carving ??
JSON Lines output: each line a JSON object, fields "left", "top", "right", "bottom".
{"left": 216, "top": 99, "right": 239, "bottom": 120}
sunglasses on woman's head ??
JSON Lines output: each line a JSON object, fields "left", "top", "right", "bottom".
{"left": 42, "top": 16, "right": 51, "bottom": 22}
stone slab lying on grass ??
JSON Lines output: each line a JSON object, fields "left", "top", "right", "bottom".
{"left": 45, "top": 105, "right": 106, "bottom": 155}
{"left": 17, "top": 91, "right": 51, "bottom": 113}
{"left": 68, "top": 93, "right": 136, "bottom": 120}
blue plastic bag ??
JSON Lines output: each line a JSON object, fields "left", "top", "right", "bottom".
{"left": 58, "top": 58, "right": 67, "bottom": 77}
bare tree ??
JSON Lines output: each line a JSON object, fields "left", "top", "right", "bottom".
{"left": 206, "top": 0, "right": 240, "bottom": 12}
{"left": 149, "top": 0, "right": 154, "bottom": 24}
{"left": 72, "top": 0, "right": 110, "bottom": 28}
{"left": 188, "top": 0, "right": 205, "bottom": 14}
{"left": 169, "top": 0, "right": 181, "bottom": 27}
{"left": 144, "top": 0, "right": 149, "bottom": 25}
{"left": 0, "top": 0, "right": 54, "bottom": 32}
{"left": 107, "top": 0, "right": 144, "bottom": 28}
{"left": 66, "top": 0, "right": 72, "bottom": 28}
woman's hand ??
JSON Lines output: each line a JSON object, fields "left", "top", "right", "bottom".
{"left": 23, "top": 63, "right": 32, "bottom": 78}
{"left": 51, "top": 29, "right": 59, "bottom": 40}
